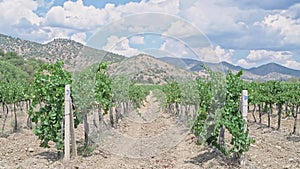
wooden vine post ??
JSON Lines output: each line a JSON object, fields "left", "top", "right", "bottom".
{"left": 240, "top": 90, "right": 248, "bottom": 165}
{"left": 64, "top": 85, "right": 77, "bottom": 161}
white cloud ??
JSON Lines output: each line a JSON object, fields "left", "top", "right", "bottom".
{"left": 158, "top": 38, "right": 235, "bottom": 62}
{"left": 130, "top": 36, "right": 144, "bottom": 44}
{"left": 194, "top": 47, "right": 220, "bottom": 63}
{"left": 40, "top": 0, "right": 180, "bottom": 42}
{"left": 180, "top": 0, "right": 294, "bottom": 51}
{"left": 151, "top": 0, "right": 168, "bottom": 3}
{"left": 71, "top": 32, "right": 86, "bottom": 44}
{"left": 236, "top": 59, "right": 257, "bottom": 68}
{"left": 214, "top": 46, "right": 234, "bottom": 62}
{"left": 159, "top": 38, "right": 190, "bottom": 57}
{"left": 284, "top": 60, "right": 300, "bottom": 70}
{"left": 163, "top": 20, "right": 199, "bottom": 38}
{"left": 181, "top": 1, "right": 244, "bottom": 34}
{"left": 43, "top": 0, "right": 180, "bottom": 32}
{"left": 103, "top": 35, "right": 140, "bottom": 57}
{"left": 44, "top": 0, "right": 110, "bottom": 30}
{"left": 247, "top": 50, "right": 292, "bottom": 62}
{"left": 193, "top": 46, "right": 234, "bottom": 63}
{"left": 0, "top": 0, "right": 42, "bottom": 25}
{"left": 258, "top": 13, "right": 300, "bottom": 44}
{"left": 117, "top": 0, "right": 180, "bottom": 15}
{"left": 44, "top": 27, "right": 71, "bottom": 41}
{"left": 0, "top": 0, "right": 81, "bottom": 43}
{"left": 282, "top": 3, "right": 300, "bottom": 19}
{"left": 44, "top": 6, "right": 65, "bottom": 26}
{"left": 103, "top": 35, "right": 123, "bottom": 51}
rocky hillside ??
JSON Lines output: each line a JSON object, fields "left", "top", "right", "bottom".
{"left": 108, "top": 54, "right": 197, "bottom": 84}
{"left": 0, "top": 34, "right": 125, "bottom": 71}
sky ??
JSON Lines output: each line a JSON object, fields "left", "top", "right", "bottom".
{"left": 0, "top": 0, "right": 300, "bottom": 70}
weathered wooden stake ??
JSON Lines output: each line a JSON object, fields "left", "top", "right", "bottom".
{"left": 240, "top": 90, "right": 248, "bottom": 165}
{"left": 64, "top": 85, "right": 77, "bottom": 160}
{"left": 64, "top": 85, "right": 71, "bottom": 161}
{"left": 69, "top": 97, "right": 77, "bottom": 157}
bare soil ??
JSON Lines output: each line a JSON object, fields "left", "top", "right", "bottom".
{"left": 1, "top": 94, "right": 300, "bottom": 169}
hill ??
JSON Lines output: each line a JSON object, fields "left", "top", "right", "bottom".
{"left": 0, "top": 34, "right": 125, "bottom": 71}
{"left": 108, "top": 54, "right": 197, "bottom": 84}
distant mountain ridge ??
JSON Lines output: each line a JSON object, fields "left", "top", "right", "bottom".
{"left": 0, "top": 33, "right": 299, "bottom": 80}
{"left": 159, "top": 57, "right": 300, "bottom": 80}
{"left": 248, "top": 63, "right": 300, "bottom": 77}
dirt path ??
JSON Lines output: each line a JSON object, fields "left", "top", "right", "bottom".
{"left": 1, "top": 93, "right": 300, "bottom": 168}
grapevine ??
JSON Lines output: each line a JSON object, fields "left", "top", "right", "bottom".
{"left": 29, "top": 61, "right": 79, "bottom": 150}
{"left": 95, "top": 62, "right": 113, "bottom": 114}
